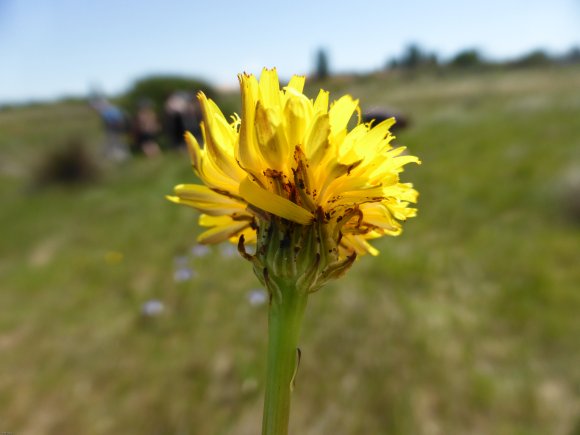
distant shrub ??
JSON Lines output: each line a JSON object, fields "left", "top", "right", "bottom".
{"left": 400, "top": 44, "right": 424, "bottom": 69}
{"left": 386, "top": 58, "right": 399, "bottom": 69}
{"left": 122, "top": 75, "right": 216, "bottom": 113}
{"left": 512, "top": 50, "right": 551, "bottom": 68}
{"left": 563, "top": 46, "right": 580, "bottom": 64}
{"left": 35, "top": 139, "right": 100, "bottom": 187}
{"left": 449, "top": 49, "right": 483, "bottom": 68}
{"left": 387, "top": 44, "right": 438, "bottom": 71}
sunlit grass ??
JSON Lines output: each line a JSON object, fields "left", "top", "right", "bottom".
{"left": 1, "top": 65, "right": 579, "bottom": 435}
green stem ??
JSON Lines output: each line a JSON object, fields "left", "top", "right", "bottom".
{"left": 262, "top": 283, "right": 309, "bottom": 435}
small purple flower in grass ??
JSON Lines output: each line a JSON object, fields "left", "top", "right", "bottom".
{"left": 142, "top": 299, "right": 165, "bottom": 316}
{"left": 174, "top": 267, "right": 195, "bottom": 282}
{"left": 173, "top": 256, "right": 196, "bottom": 282}
{"left": 247, "top": 288, "right": 267, "bottom": 306}
{"left": 219, "top": 243, "right": 237, "bottom": 259}
{"left": 191, "top": 244, "right": 211, "bottom": 257}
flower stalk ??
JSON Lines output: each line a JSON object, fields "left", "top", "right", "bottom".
{"left": 262, "top": 282, "right": 308, "bottom": 435}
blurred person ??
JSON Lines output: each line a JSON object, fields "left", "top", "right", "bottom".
{"left": 164, "top": 91, "right": 202, "bottom": 149}
{"left": 132, "top": 99, "right": 161, "bottom": 157}
{"left": 90, "top": 97, "right": 130, "bottom": 162}
{"left": 183, "top": 94, "right": 203, "bottom": 142}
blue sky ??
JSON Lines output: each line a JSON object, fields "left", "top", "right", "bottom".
{"left": 1, "top": 0, "right": 579, "bottom": 103}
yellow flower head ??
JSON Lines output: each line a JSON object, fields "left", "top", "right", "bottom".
{"left": 168, "top": 68, "right": 419, "bottom": 270}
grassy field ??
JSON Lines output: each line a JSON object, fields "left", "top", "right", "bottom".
{"left": 1, "top": 65, "right": 580, "bottom": 435}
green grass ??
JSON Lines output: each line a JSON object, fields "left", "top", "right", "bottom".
{"left": 1, "top": 65, "right": 579, "bottom": 435}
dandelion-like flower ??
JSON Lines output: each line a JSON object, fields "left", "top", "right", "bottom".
{"left": 168, "top": 68, "right": 419, "bottom": 290}
{"left": 167, "top": 68, "right": 420, "bottom": 435}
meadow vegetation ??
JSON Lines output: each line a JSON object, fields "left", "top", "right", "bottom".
{"left": 1, "top": 65, "right": 579, "bottom": 435}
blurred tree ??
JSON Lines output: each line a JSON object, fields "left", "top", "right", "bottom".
{"left": 400, "top": 44, "right": 424, "bottom": 69}
{"left": 386, "top": 58, "right": 399, "bottom": 69}
{"left": 315, "top": 48, "right": 330, "bottom": 80}
{"left": 564, "top": 46, "right": 580, "bottom": 63}
{"left": 394, "top": 44, "right": 438, "bottom": 70}
{"left": 122, "top": 75, "right": 215, "bottom": 114}
{"left": 512, "top": 49, "right": 551, "bottom": 67}
{"left": 426, "top": 53, "right": 439, "bottom": 67}
{"left": 449, "top": 49, "right": 483, "bottom": 68}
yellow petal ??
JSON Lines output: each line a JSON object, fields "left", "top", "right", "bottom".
{"left": 197, "top": 215, "right": 250, "bottom": 244}
{"left": 371, "top": 153, "right": 421, "bottom": 180}
{"left": 199, "top": 214, "right": 237, "bottom": 226}
{"left": 254, "top": 102, "right": 289, "bottom": 170}
{"left": 283, "top": 92, "right": 310, "bottom": 150}
{"left": 313, "top": 89, "right": 329, "bottom": 114}
{"left": 287, "top": 75, "right": 306, "bottom": 93}
{"left": 341, "top": 234, "right": 379, "bottom": 256}
{"left": 360, "top": 203, "right": 402, "bottom": 235}
{"left": 359, "top": 118, "right": 396, "bottom": 154}
{"left": 305, "top": 113, "right": 330, "bottom": 163}
{"left": 259, "top": 67, "right": 281, "bottom": 109}
{"left": 239, "top": 177, "right": 313, "bottom": 225}
{"left": 173, "top": 184, "right": 239, "bottom": 203}
{"left": 184, "top": 131, "right": 202, "bottom": 172}
{"left": 166, "top": 198, "right": 246, "bottom": 217}
{"left": 231, "top": 226, "right": 257, "bottom": 244}
{"left": 183, "top": 135, "right": 240, "bottom": 193}
{"left": 329, "top": 95, "right": 359, "bottom": 135}
{"left": 167, "top": 184, "right": 248, "bottom": 215}
{"left": 381, "top": 183, "right": 419, "bottom": 203}
{"left": 237, "top": 73, "right": 265, "bottom": 179}
{"left": 338, "top": 123, "right": 368, "bottom": 165}
{"left": 198, "top": 93, "right": 245, "bottom": 181}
